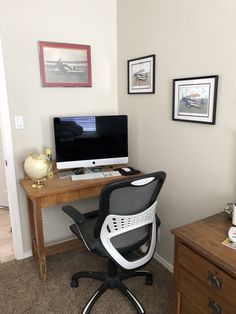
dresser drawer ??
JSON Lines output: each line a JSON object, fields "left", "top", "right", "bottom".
{"left": 180, "top": 294, "right": 204, "bottom": 314}
{"left": 177, "top": 243, "right": 236, "bottom": 307}
{"left": 179, "top": 267, "right": 236, "bottom": 314}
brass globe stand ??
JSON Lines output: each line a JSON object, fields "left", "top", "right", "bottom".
{"left": 32, "top": 178, "right": 47, "bottom": 189}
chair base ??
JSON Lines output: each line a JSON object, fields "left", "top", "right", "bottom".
{"left": 71, "top": 260, "right": 153, "bottom": 314}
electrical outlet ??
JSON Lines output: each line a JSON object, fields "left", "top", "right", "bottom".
{"left": 157, "top": 229, "right": 161, "bottom": 242}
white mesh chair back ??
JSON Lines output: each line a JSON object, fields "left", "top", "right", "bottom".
{"left": 96, "top": 172, "right": 166, "bottom": 269}
{"left": 101, "top": 200, "right": 157, "bottom": 269}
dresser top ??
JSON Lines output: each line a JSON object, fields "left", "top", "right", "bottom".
{"left": 172, "top": 212, "right": 236, "bottom": 278}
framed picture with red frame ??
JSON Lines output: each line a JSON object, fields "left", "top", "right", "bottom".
{"left": 38, "top": 41, "right": 92, "bottom": 87}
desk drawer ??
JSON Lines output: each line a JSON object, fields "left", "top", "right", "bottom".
{"left": 177, "top": 243, "right": 236, "bottom": 307}
{"left": 179, "top": 267, "right": 235, "bottom": 314}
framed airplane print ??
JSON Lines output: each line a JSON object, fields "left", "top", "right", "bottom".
{"left": 172, "top": 75, "right": 218, "bottom": 124}
{"left": 39, "top": 41, "right": 92, "bottom": 87}
{"left": 128, "top": 55, "right": 155, "bottom": 94}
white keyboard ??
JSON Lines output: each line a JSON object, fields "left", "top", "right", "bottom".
{"left": 71, "top": 171, "right": 121, "bottom": 181}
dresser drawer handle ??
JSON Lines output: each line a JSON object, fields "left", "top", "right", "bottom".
{"left": 208, "top": 298, "right": 222, "bottom": 314}
{"left": 208, "top": 272, "right": 222, "bottom": 289}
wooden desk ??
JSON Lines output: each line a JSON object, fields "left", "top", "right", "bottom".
{"left": 21, "top": 174, "right": 129, "bottom": 281}
{"left": 171, "top": 212, "right": 236, "bottom": 313}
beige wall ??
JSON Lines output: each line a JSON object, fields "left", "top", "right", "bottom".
{"left": 2, "top": 0, "right": 236, "bottom": 264}
{"left": 117, "top": 0, "right": 236, "bottom": 265}
{"left": 0, "top": 0, "right": 118, "bottom": 253}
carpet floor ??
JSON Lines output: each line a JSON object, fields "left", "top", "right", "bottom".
{"left": 0, "top": 248, "right": 173, "bottom": 314}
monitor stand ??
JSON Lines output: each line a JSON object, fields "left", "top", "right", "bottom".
{"left": 57, "top": 167, "right": 86, "bottom": 179}
{"left": 57, "top": 170, "right": 74, "bottom": 179}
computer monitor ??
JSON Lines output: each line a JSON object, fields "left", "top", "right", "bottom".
{"left": 53, "top": 115, "right": 128, "bottom": 170}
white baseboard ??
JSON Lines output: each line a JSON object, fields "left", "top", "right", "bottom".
{"left": 23, "top": 250, "right": 32, "bottom": 259}
{"left": 153, "top": 252, "right": 173, "bottom": 273}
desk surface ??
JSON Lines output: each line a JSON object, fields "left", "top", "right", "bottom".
{"left": 171, "top": 212, "right": 236, "bottom": 277}
{"left": 21, "top": 174, "right": 124, "bottom": 198}
{"left": 21, "top": 174, "right": 133, "bottom": 208}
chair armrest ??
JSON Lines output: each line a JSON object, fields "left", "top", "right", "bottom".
{"left": 62, "top": 205, "right": 87, "bottom": 225}
{"left": 84, "top": 209, "right": 99, "bottom": 220}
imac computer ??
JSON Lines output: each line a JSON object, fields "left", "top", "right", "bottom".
{"left": 53, "top": 115, "right": 128, "bottom": 170}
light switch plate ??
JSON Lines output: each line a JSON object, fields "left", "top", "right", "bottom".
{"left": 15, "top": 115, "right": 24, "bottom": 129}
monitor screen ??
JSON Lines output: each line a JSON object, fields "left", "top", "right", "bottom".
{"left": 53, "top": 115, "right": 128, "bottom": 169}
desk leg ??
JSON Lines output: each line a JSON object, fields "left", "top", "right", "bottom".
{"left": 34, "top": 202, "right": 47, "bottom": 282}
{"left": 27, "top": 198, "right": 37, "bottom": 257}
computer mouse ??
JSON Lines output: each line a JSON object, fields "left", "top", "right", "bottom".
{"left": 121, "top": 167, "right": 131, "bottom": 172}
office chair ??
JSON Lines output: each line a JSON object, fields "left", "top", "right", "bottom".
{"left": 62, "top": 171, "right": 166, "bottom": 314}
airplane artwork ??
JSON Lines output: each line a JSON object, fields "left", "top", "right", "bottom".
{"left": 133, "top": 69, "right": 148, "bottom": 82}
{"left": 182, "top": 93, "right": 205, "bottom": 109}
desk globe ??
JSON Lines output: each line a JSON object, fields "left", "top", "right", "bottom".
{"left": 24, "top": 153, "right": 52, "bottom": 189}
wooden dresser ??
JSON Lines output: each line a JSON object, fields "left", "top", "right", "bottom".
{"left": 171, "top": 212, "right": 236, "bottom": 314}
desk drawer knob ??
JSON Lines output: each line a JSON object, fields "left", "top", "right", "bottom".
{"left": 208, "top": 272, "right": 222, "bottom": 289}
{"left": 208, "top": 298, "right": 222, "bottom": 314}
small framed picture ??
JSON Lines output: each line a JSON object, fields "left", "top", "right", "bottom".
{"left": 128, "top": 55, "right": 155, "bottom": 94}
{"left": 38, "top": 41, "right": 92, "bottom": 87}
{"left": 172, "top": 75, "right": 218, "bottom": 124}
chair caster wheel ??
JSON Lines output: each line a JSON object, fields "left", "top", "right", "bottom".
{"left": 145, "top": 275, "right": 153, "bottom": 285}
{"left": 71, "top": 279, "right": 78, "bottom": 288}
